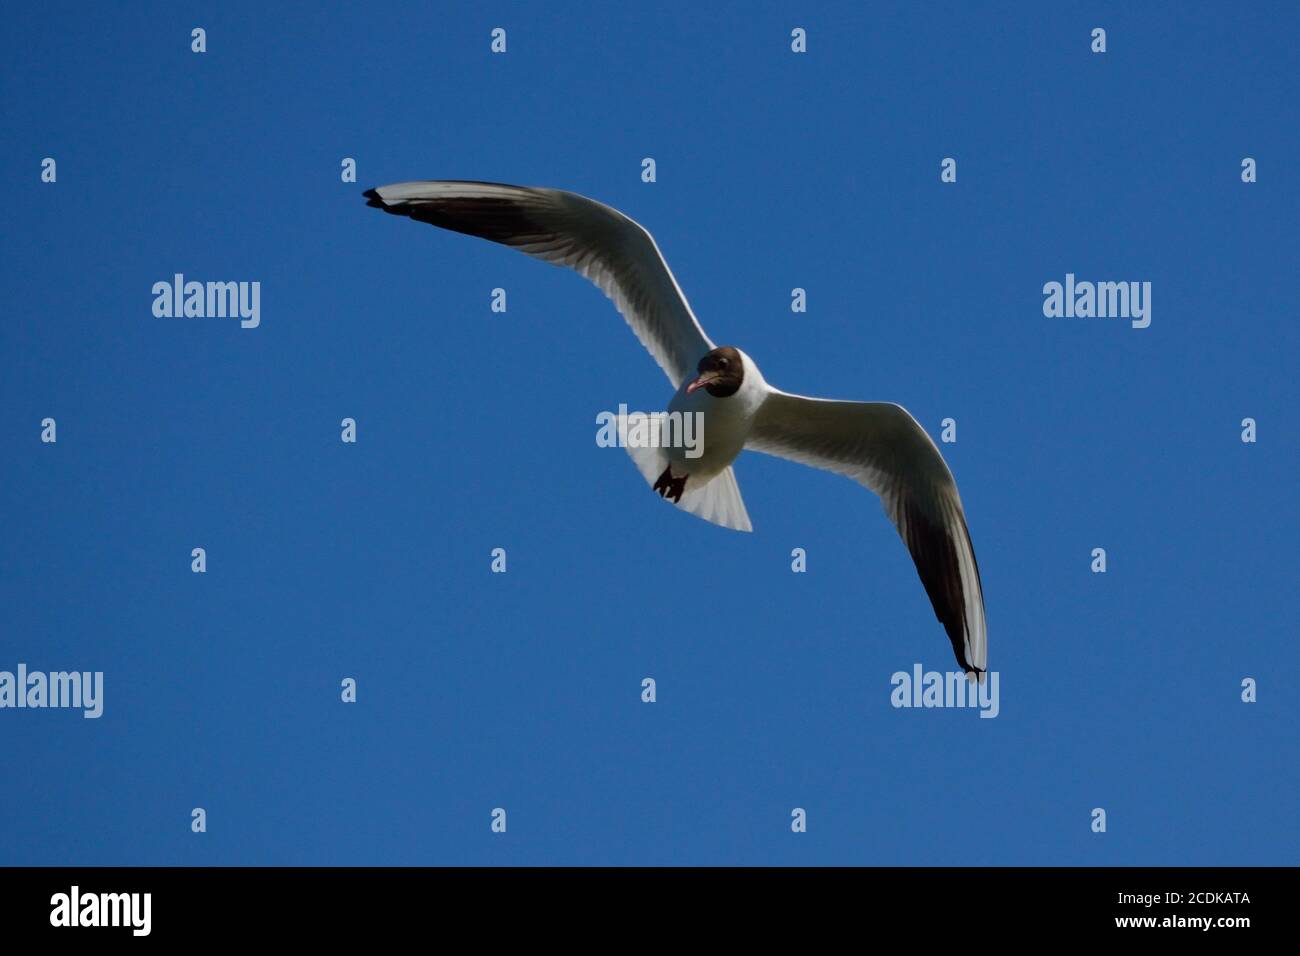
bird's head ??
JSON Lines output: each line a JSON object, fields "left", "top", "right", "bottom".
{"left": 686, "top": 346, "right": 746, "bottom": 397}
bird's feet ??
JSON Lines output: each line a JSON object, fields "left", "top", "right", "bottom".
{"left": 653, "top": 465, "right": 688, "bottom": 503}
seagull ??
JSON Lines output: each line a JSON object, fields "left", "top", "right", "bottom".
{"left": 364, "top": 181, "right": 987, "bottom": 676}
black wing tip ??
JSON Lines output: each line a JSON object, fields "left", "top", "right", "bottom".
{"left": 951, "top": 633, "right": 985, "bottom": 678}
{"left": 364, "top": 188, "right": 415, "bottom": 219}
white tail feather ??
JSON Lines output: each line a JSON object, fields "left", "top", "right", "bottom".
{"left": 676, "top": 464, "right": 752, "bottom": 532}
{"left": 619, "top": 417, "right": 752, "bottom": 532}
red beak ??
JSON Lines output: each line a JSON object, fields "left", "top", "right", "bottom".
{"left": 686, "top": 372, "right": 718, "bottom": 394}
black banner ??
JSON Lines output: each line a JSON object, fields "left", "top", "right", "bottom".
{"left": 0, "top": 867, "right": 1284, "bottom": 940}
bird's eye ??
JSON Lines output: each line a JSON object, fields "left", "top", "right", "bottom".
{"left": 718, "top": 358, "right": 728, "bottom": 368}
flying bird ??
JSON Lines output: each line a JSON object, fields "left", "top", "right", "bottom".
{"left": 364, "top": 181, "right": 987, "bottom": 675}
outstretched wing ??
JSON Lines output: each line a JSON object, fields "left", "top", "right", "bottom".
{"left": 364, "top": 180, "right": 714, "bottom": 388}
{"left": 748, "top": 392, "right": 987, "bottom": 674}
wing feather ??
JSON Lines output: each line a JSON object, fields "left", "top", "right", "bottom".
{"left": 748, "top": 392, "right": 987, "bottom": 674}
{"left": 364, "top": 181, "right": 713, "bottom": 388}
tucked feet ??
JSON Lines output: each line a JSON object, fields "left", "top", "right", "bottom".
{"left": 653, "top": 464, "right": 688, "bottom": 503}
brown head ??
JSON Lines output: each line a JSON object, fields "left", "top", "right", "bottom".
{"left": 685, "top": 346, "right": 745, "bottom": 397}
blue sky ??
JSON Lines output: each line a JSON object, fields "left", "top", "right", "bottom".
{"left": 1, "top": 1, "right": 1296, "bottom": 865}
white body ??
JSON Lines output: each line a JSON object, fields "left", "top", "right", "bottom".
{"left": 664, "top": 350, "right": 769, "bottom": 482}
